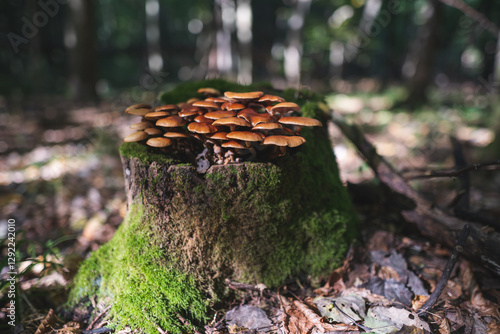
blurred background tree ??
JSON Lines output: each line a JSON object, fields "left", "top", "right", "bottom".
{"left": 1, "top": 0, "right": 499, "bottom": 103}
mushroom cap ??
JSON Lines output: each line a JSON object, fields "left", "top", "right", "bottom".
{"left": 226, "top": 131, "right": 263, "bottom": 142}
{"left": 224, "top": 91, "right": 264, "bottom": 101}
{"left": 124, "top": 131, "right": 149, "bottom": 142}
{"left": 205, "top": 97, "right": 227, "bottom": 104}
{"left": 154, "top": 104, "right": 180, "bottom": 112}
{"left": 237, "top": 108, "right": 260, "bottom": 122}
{"left": 221, "top": 102, "right": 246, "bottom": 111}
{"left": 186, "top": 97, "right": 200, "bottom": 104}
{"left": 187, "top": 122, "right": 218, "bottom": 134}
{"left": 252, "top": 122, "right": 282, "bottom": 131}
{"left": 250, "top": 114, "right": 274, "bottom": 126}
{"left": 212, "top": 117, "right": 251, "bottom": 128}
{"left": 263, "top": 135, "right": 306, "bottom": 147}
{"left": 222, "top": 140, "right": 246, "bottom": 149}
{"left": 270, "top": 102, "right": 300, "bottom": 114}
{"left": 130, "top": 121, "right": 154, "bottom": 130}
{"left": 258, "top": 94, "right": 285, "bottom": 104}
{"left": 156, "top": 115, "right": 186, "bottom": 128}
{"left": 208, "top": 132, "right": 229, "bottom": 140}
{"left": 197, "top": 87, "right": 221, "bottom": 96}
{"left": 194, "top": 115, "right": 213, "bottom": 123}
{"left": 192, "top": 100, "right": 219, "bottom": 109}
{"left": 144, "top": 127, "right": 163, "bottom": 136}
{"left": 145, "top": 111, "right": 171, "bottom": 120}
{"left": 146, "top": 137, "right": 173, "bottom": 148}
{"left": 278, "top": 116, "right": 322, "bottom": 127}
{"left": 164, "top": 132, "right": 190, "bottom": 138}
{"left": 204, "top": 110, "right": 236, "bottom": 120}
{"left": 125, "top": 104, "right": 153, "bottom": 116}
{"left": 178, "top": 109, "right": 200, "bottom": 117}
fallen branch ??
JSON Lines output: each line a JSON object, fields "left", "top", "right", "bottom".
{"left": 331, "top": 113, "right": 500, "bottom": 276}
{"left": 404, "top": 160, "right": 500, "bottom": 180}
{"left": 418, "top": 224, "right": 470, "bottom": 317}
{"left": 86, "top": 304, "right": 112, "bottom": 330}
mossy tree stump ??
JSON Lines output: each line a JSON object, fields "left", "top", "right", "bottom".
{"left": 70, "top": 80, "right": 358, "bottom": 333}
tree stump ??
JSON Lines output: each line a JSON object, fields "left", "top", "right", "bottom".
{"left": 69, "top": 80, "right": 358, "bottom": 333}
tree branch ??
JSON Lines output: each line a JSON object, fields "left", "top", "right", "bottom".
{"left": 330, "top": 113, "right": 500, "bottom": 276}
{"left": 438, "top": 0, "right": 499, "bottom": 36}
{"left": 404, "top": 160, "right": 500, "bottom": 180}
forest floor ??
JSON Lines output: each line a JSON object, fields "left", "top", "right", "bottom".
{"left": 1, "top": 81, "right": 499, "bottom": 333}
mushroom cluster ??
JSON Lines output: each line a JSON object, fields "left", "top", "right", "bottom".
{"left": 123, "top": 88, "right": 321, "bottom": 172}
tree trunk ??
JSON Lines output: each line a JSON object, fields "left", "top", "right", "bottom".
{"left": 66, "top": 0, "right": 98, "bottom": 100}
{"left": 403, "top": 0, "right": 442, "bottom": 107}
{"left": 69, "top": 80, "right": 358, "bottom": 333}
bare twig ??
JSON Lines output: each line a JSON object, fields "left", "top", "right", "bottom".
{"left": 438, "top": 0, "right": 499, "bottom": 36}
{"left": 418, "top": 224, "right": 470, "bottom": 317}
{"left": 225, "top": 278, "right": 267, "bottom": 292}
{"left": 331, "top": 301, "right": 372, "bottom": 332}
{"left": 86, "top": 304, "right": 112, "bottom": 330}
{"left": 404, "top": 160, "right": 500, "bottom": 180}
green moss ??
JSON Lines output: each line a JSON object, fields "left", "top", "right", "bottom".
{"left": 120, "top": 142, "right": 179, "bottom": 165}
{"left": 69, "top": 203, "right": 209, "bottom": 333}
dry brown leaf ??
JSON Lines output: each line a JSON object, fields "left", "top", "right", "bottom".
{"left": 437, "top": 317, "right": 451, "bottom": 334}
{"left": 412, "top": 294, "right": 429, "bottom": 311}
{"left": 377, "top": 265, "right": 400, "bottom": 281}
{"left": 280, "top": 296, "right": 357, "bottom": 333}
{"left": 34, "top": 309, "right": 57, "bottom": 334}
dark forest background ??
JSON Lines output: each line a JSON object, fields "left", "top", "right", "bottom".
{"left": 2, "top": 0, "right": 500, "bottom": 104}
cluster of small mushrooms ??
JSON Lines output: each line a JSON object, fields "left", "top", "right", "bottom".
{"left": 124, "top": 88, "right": 321, "bottom": 172}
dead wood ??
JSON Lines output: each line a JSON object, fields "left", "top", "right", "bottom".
{"left": 331, "top": 113, "right": 500, "bottom": 276}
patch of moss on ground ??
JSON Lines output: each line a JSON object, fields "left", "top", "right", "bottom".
{"left": 69, "top": 204, "right": 209, "bottom": 334}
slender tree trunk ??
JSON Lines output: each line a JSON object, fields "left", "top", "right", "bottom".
{"left": 403, "top": 0, "right": 443, "bottom": 107}
{"left": 284, "top": 0, "right": 311, "bottom": 88}
{"left": 235, "top": 0, "right": 253, "bottom": 84}
{"left": 66, "top": 0, "right": 98, "bottom": 101}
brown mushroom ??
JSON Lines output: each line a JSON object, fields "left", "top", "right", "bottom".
{"left": 194, "top": 115, "right": 214, "bottom": 123}
{"left": 125, "top": 104, "right": 153, "bottom": 116}
{"left": 197, "top": 87, "right": 221, "bottom": 96}
{"left": 249, "top": 114, "right": 274, "bottom": 126}
{"left": 204, "top": 110, "right": 236, "bottom": 120}
{"left": 124, "top": 131, "right": 149, "bottom": 142}
{"left": 156, "top": 116, "right": 186, "bottom": 128}
{"left": 205, "top": 97, "right": 227, "bottom": 104}
{"left": 145, "top": 111, "right": 171, "bottom": 121}
{"left": 236, "top": 108, "right": 259, "bottom": 122}
{"left": 269, "top": 102, "right": 300, "bottom": 118}
{"left": 278, "top": 116, "right": 321, "bottom": 135}
{"left": 263, "top": 135, "right": 306, "bottom": 147}
{"left": 164, "top": 132, "right": 190, "bottom": 138}
{"left": 208, "top": 132, "right": 229, "bottom": 141}
{"left": 154, "top": 104, "right": 180, "bottom": 113}
{"left": 221, "top": 102, "right": 246, "bottom": 111}
{"left": 262, "top": 135, "right": 306, "bottom": 157}
{"left": 187, "top": 122, "right": 217, "bottom": 134}
{"left": 146, "top": 137, "right": 173, "bottom": 148}
{"left": 226, "top": 131, "right": 263, "bottom": 161}
{"left": 192, "top": 100, "right": 219, "bottom": 110}
{"left": 224, "top": 91, "right": 264, "bottom": 101}
{"left": 130, "top": 121, "right": 154, "bottom": 130}
{"left": 258, "top": 94, "right": 285, "bottom": 104}
{"left": 212, "top": 117, "right": 251, "bottom": 131}
{"left": 144, "top": 127, "right": 163, "bottom": 136}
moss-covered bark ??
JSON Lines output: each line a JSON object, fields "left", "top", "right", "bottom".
{"left": 69, "top": 80, "right": 358, "bottom": 333}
